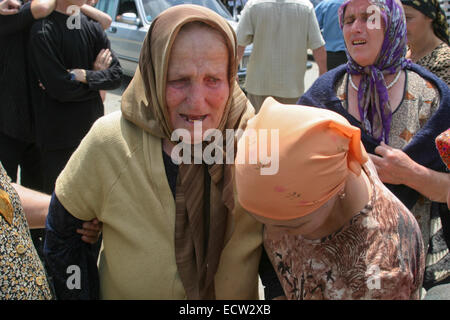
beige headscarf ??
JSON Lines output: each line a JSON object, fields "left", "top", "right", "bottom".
{"left": 236, "top": 98, "right": 368, "bottom": 220}
{"left": 121, "top": 5, "right": 254, "bottom": 299}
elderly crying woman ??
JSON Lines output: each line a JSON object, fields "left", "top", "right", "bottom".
{"left": 43, "top": 5, "right": 265, "bottom": 300}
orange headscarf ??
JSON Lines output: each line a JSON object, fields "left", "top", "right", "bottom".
{"left": 235, "top": 97, "right": 368, "bottom": 220}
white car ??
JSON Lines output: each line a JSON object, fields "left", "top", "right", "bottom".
{"left": 95, "top": 0, "right": 251, "bottom": 87}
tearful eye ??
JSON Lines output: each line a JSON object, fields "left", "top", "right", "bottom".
{"left": 205, "top": 77, "right": 220, "bottom": 86}
{"left": 167, "top": 78, "right": 189, "bottom": 88}
{"left": 343, "top": 16, "right": 355, "bottom": 25}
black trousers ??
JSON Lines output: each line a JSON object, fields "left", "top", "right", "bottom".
{"left": 39, "top": 147, "right": 77, "bottom": 195}
{"left": 0, "top": 131, "right": 43, "bottom": 190}
{"left": 327, "top": 51, "right": 348, "bottom": 71}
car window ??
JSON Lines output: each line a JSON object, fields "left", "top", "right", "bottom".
{"left": 142, "top": 0, "right": 233, "bottom": 22}
{"left": 118, "top": 0, "right": 138, "bottom": 16}
{"left": 96, "top": 0, "right": 118, "bottom": 19}
{"left": 115, "top": 0, "right": 141, "bottom": 24}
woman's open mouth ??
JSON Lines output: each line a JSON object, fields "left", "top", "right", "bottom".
{"left": 352, "top": 40, "right": 367, "bottom": 45}
{"left": 180, "top": 114, "right": 208, "bottom": 123}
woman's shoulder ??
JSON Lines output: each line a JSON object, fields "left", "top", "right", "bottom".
{"left": 405, "top": 69, "right": 441, "bottom": 99}
{"left": 87, "top": 111, "right": 147, "bottom": 152}
{"left": 418, "top": 43, "right": 450, "bottom": 66}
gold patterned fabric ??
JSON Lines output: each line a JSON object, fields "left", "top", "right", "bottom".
{"left": 401, "top": 0, "right": 449, "bottom": 45}
{"left": 0, "top": 163, "right": 52, "bottom": 300}
{"left": 337, "top": 70, "right": 440, "bottom": 246}
{"left": 416, "top": 42, "right": 450, "bottom": 86}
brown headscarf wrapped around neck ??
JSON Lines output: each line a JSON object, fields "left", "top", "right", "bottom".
{"left": 121, "top": 5, "right": 254, "bottom": 299}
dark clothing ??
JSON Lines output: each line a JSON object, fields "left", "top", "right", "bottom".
{"left": 259, "top": 247, "right": 285, "bottom": 299}
{"left": 0, "top": 3, "right": 47, "bottom": 272}
{"left": 162, "top": 148, "right": 179, "bottom": 199}
{"left": 0, "top": 2, "right": 35, "bottom": 142}
{"left": 326, "top": 50, "right": 347, "bottom": 71}
{"left": 298, "top": 64, "right": 450, "bottom": 208}
{"left": 29, "top": 10, "right": 122, "bottom": 272}
{"left": 39, "top": 147, "right": 77, "bottom": 194}
{"left": 28, "top": 10, "right": 122, "bottom": 195}
{"left": 45, "top": 193, "right": 100, "bottom": 300}
{"left": 0, "top": 2, "right": 43, "bottom": 190}
{"left": 0, "top": 132, "right": 42, "bottom": 189}
{"left": 28, "top": 10, "right": 122, "bottom": 151}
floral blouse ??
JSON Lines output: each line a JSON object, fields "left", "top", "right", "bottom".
{"left": 0, "top": 163, "right": 52, "bottom": 299}
{"left": 416, "top": 42, "right": 450, "bottom": 86}
{"left": 264, "top": 162, "right": 425, "bottom": 299}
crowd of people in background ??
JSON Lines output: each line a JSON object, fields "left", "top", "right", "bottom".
{"left": 0, "top": 0, "right": 449, "bottom": 301}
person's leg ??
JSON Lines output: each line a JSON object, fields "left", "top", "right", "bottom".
{"left": 247, "top": 93, "right": 269, "bottom": 114}
{"left": 40, "top": 147, "right": 76, "bottom": 195}
{"left": 0, "top": 132, "right": 24, "bottom": 182}
{"left": 273, "top": 96, "right": 300, "bottom": 105}
{"left": 19, "top": 142, "right": 44, "bottom": 191}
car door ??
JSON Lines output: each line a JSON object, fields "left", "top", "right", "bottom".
{"left": 97, "top": 0, "right": 148, "bottom": 76}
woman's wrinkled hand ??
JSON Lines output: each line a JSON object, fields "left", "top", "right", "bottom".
{"left": 369, "top": 142, "right": 415, "bottom": 185}
{"left": 0, "top": 0, "right": 20, "bottom": 15}
{"left": 77, "top": 218, "right": 102, "bottom": 244}
{"left": 93, "top": 48, "right": 112, "bottom": 71}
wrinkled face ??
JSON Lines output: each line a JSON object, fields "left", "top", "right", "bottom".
{"left": 342, "top": 0, "right": 386, "bottom": 66}
{"left": 165, "top": 24, "right": 230, "bottom": 143}
{"left": 403, "top": 5, "right": 433, "bottom": 47}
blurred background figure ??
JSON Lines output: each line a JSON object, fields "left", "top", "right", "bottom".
{"left": 299, "top": 0, "right": 450, "bottom": 298}
{"left": 315, "top": 0, "right": 348, "bottom": 70}
{"left": 27, "top": 0, "right": 122, "bottom": 195}
{"left": 434, "top": 128, "right": 450, "bottom": 210}
{"left": 0, "top": 0, "right": 57, "bottom": 286}
{"left": 401, "top": 0, "right": 450, "bottom": 85}
{"left": 236, "top": 0, "right": 327, "bottom": 112}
